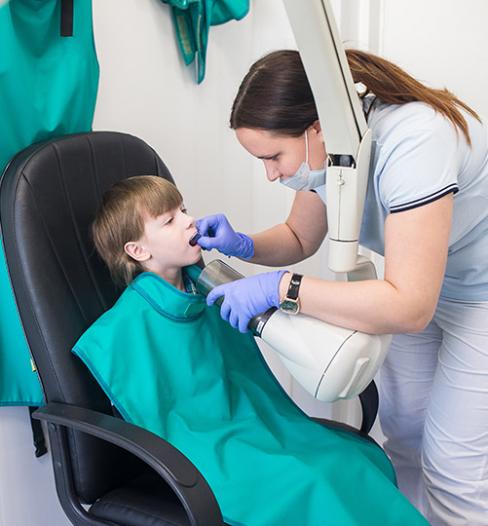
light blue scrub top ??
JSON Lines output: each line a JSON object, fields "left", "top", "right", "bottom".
{"left": 318, "top": 97, "right": 488, "bottom": 302}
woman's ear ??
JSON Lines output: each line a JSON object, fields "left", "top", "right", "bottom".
{"left": 124, "top": 241, "right": 150, "bottom": 262}
{"left": 311, "top": 120, "right": 324, "bottom": 143}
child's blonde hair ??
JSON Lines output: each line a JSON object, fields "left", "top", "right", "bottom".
{"left": 92, "top": 175, "right": 182, "bottom": 286}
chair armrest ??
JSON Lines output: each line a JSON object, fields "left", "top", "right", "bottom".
{"left": 311, "top": 380, "right": 379, "bottom": 436}
{"left": 358, "top": 380, "right": 379, "bottom": 434}
{"left": 33, "top": 403, "right": 224, "bottom": 526}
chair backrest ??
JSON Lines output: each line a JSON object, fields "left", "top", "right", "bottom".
{"left": 0, "top": 132, "right": 174, "bottom": 501}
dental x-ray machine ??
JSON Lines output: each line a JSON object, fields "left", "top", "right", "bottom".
{"left": 197, "top": 0, "right": 391, "bottom": 403}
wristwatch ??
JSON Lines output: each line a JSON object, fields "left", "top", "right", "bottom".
{"left": 279, "top": 273, "right": 303, "bottom": 315}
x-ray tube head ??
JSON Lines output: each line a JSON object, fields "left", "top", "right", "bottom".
{"left": 196, "top": 260, "right": 391, "bottom": 403}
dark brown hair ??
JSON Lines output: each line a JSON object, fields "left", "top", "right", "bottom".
{"left": 92, "top": 176, "right": 182, "bottom": 286}
{"left": 230, "top": 49, "right": 480, "bottom": 145}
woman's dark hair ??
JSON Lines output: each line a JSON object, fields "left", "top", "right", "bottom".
{"left": 230, "top": 49, "right": 480, "bottom": 145}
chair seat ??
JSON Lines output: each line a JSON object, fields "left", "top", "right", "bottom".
{"left": 89, "top": 471, "right": 189, "bottom": 526}
{"left": 89, "top": 472, "right": 230, "bottom": 526}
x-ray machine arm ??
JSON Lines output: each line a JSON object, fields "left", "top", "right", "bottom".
{"left": 283, "top": 0, "right": 374, "bottom": 278}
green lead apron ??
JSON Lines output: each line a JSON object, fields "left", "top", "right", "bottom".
{"left": 0, "top": 0, "right": 99, "bottom": 405}
{"left": 73, "top": 268, "right": 429, "bottom": 526}
{"left": 161, "top": 0, "right": 249, "bottom": 83}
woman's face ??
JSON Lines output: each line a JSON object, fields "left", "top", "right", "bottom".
{"left": 235, "top": 125, "right": 327, "bottom": 183}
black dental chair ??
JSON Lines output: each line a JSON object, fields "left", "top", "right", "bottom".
{"left": 0, "top": 132, "right": 380, "bottom": 526}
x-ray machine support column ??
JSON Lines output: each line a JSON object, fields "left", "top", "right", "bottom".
{"left": 283, "top": 0, "right": 374, "bottom": 279}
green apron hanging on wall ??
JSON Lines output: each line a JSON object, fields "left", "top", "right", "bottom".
{"left": 161, "top": 0, "right": 249, "bottom": 83}
{"left": 73, "top": 268, "right": 429, "bottom": 526}
{"left": 0, "top": 0, "right": 99, "bottom": 405}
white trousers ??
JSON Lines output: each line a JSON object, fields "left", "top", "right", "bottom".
{"left": 379, "top": 297, "right": 488, "bottom": 526}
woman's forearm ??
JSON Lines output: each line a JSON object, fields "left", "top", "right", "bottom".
{"left": 246, "top": 191, "right": 327, "bottom": 267}
{"left": 278, "top": 274, "right": 433, "bottom": 335}
{"left": 247, "top": 223, "right": 310, "bottom": 266}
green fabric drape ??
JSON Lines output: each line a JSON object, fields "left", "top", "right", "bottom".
{"left": 161, "top": 0, "right": 249, "bottom": 83}
{"left": 0, "top": 0, "right": 99, "bottom": 405}
{"left": 73, "top": 268, "right": 429, "bottom": 526}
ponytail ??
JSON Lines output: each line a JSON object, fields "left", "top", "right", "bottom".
{"left": 345, "top": 49, "right": 480, "bottom": 145}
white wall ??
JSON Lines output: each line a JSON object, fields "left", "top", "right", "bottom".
{"left": 0, "top": 408, "right": 67, "bottom": 526}
{"left": 2, "top": 1, "right": 488, "bottom": 524}
{"left": 381, "top": 0, "right": 488, "bottom": 117}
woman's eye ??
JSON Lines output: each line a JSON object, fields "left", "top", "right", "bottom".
{"left": 165, "top": 218, "right": 173, "bottom": 225}
{"left": 181, "top": 207, "right": 187, "bottom": 214}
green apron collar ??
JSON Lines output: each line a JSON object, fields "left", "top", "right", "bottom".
{"left": 130, "top": 267, "right": 205, "bottom": 322}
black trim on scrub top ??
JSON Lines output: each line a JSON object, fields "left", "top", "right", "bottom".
{"left": 389, "top": 184, "right": 459, "bottom": 213}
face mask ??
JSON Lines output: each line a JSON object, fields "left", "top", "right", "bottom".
{"left": 280, "top": 130, "right": 327, "bottom": 191}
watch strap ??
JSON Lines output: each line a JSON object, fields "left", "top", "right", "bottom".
{"left": 285, "top": 273, "right": 303, "bottom": 301}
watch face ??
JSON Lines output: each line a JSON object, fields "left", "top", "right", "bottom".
{"left": 279, "top": 299, "right": 299, "bottom": 315}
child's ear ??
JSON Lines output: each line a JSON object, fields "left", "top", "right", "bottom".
{"left": 124, "top": 241, "right": 151, "bottom": 262}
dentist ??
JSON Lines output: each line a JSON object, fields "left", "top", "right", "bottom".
{"left": 197, "top": 49, "right": 488, "bottom": 525}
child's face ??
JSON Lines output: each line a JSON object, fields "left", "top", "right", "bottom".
{"left": 129, "top": 204, "right": 201, "bottom": 275}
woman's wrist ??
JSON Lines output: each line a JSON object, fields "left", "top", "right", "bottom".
{"left": 278, "top": 271, "right": 292, "bottom": 302}
{"left": 236, "top": 232, "right": 254, "bottom": 259}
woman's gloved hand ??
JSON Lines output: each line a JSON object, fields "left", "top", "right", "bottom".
{"left": 196, "top": 214, "right": 254, "bottom": 259}
{"left": 207, "top": 270, "right": 288, "bottom": 333}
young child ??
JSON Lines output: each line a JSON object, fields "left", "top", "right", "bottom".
{"left": 91, "top": 175, "right": 202, "bottom": 291}
{"left": 73, "top": 175, "right": 429, "bottom": 526}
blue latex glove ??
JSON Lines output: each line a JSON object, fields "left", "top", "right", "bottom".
{"left": 196, "top": 214, "right": 254, "bottom": 259}
{"left": 207, "top": 270, "right": 287, "bottom": 333}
